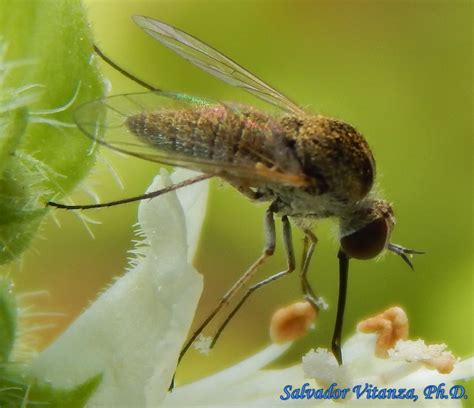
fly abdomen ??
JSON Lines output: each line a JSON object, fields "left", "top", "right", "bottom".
{"left": 126, "top": 108, "right": 213, "bottom": 156}
{"left": 125, "top": 105, "right": 277, "bottom": 166}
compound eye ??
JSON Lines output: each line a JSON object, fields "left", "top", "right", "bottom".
{"left": 341, "top": 217, "right": 389, "bottom": 260}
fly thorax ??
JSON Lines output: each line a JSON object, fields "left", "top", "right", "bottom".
{"left": 339, "top": 199, "right": 395, "bottom": 260}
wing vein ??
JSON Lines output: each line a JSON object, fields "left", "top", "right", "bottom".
{"left": 133, "top": 15, "right": 305, "bottom": 115}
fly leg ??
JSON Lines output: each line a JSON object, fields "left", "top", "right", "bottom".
{"left": 47, "top": 174, "right": 212, "bottom": 209}
{"left": 300, "top": 230, "right": 326, "bottom": 311}
{"left": 94, "top": 45, "right": 160, "bottom": 91}
{"left": 170, "top": 206, "right": 276, "bottom": 390}
{"left": 209, "top": 215, "right": 295, "bottom": 348}
{"left": 299, "top": 232, "right": 349, "bottom": 365}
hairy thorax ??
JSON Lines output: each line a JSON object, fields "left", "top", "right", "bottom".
{"left": 258, "top": 114, "right": 376, "bottom": 219}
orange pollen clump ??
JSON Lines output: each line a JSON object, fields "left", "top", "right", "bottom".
{"left": 357, "top": 306, "right": 409, "bottom": 358}
{"left": 270, "top": 301, "right": 317, "bottom": 344}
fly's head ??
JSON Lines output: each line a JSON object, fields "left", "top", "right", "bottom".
{"left": 340, "top": 199, "right": 424, "bottom": 268}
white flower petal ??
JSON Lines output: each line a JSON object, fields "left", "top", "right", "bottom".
{"left": 302, "top": 348, "right": 351, "bottom": 388}
{"left": 172, "top": 168, "right": 210, "bottom": 262}
{"left": 390, "top": 357, "right": 474, "bottom": 388}
{"left": 29, "top": 169, "right": 209, "bottom": 408}
{"left": 163, "top": 343, "right": 299, "bottom": 407}
{"left": 343, "top": 332, "right": 377, "bottom": 363}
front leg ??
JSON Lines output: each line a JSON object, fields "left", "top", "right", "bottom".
{"left": 299, "top": 229, "right": 327, "bottom": 311}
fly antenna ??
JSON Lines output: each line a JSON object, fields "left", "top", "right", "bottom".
{"left": 93, "top": 45, "right": 160, "bottom": 92}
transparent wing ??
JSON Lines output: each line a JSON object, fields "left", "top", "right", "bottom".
{"left": 74, "top": 91, "right": 312, "bottom": 188}
{"left": 133, "top": 15, "right": 305, "bottom": 116}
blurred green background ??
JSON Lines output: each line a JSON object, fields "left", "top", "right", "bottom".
{"left": 9, "top": 0, "right": 472, "bottom": 393}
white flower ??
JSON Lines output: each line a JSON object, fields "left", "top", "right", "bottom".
{"left": 162, "top": 325, "right": 474, "bottom": 407}
{"left": 300, "top": 310, "right": 474, "bottom": 407}
{"left": 26, "top": 169, "right": 474, "bottom": 407}
{"left": 29, "top": 168, "right": 208, "bottom": 407}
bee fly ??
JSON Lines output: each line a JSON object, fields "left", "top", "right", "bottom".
{"left": 48, "top": 16, "right": 424, "bottom": 373}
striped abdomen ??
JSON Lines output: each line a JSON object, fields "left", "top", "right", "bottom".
{"left": 125, "top": 105, "right": 279, "bottom": 166}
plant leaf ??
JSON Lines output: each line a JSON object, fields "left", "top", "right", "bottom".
{"left": 0, "top": 0, "right": 105, "bottom": 264}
